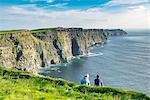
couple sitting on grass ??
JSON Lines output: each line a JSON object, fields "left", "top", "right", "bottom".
{"left": 80, "top": 74, "right": 103, "bottom": 86}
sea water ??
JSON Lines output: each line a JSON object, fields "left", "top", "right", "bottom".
{"left": 40, "top": 30, "right": 150, "bottom": 95}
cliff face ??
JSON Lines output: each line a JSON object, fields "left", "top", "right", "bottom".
{"left": 103, "top": 29, "right": 127, "bottom": 36}
{"left": 0, "top": 31, "right": 41, "bottom": 73}
{"left": 0, "top": 28, "right": 127, "bottom": 73}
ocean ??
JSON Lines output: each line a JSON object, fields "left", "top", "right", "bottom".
{"left": 40, "top": 30, "right": 150, "bottom": 95}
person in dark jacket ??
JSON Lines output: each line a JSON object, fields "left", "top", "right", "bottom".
{"left": 94, "top": 75, "right": 103, "bottom": 86}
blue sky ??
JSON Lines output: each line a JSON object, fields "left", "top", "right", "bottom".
{"left": 0, "top": 0, "right": 150, "bottom": 30}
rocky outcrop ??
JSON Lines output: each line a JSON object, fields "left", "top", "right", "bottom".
{"left": 0, "top": 28, "right": 127, "bottom": 73}
{"left": 103, "top": 29, "right": 127, "bottom": 36}
{"left": 0, "top": 31, "right": 41, "bottom": 73}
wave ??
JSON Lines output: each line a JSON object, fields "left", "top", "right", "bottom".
{"left": 107, "top": 39, "right": 111, "bottom": 43}
{"left": 72, "top": 56, "right": 81, "bottom": 59}
{"left": 71, "top": 52, "right": 103, "bottom": 59}
{"left": 86, "top": 52, "right": 103, "bottom": 57}
{"left": 89, "top": 44, "right": 104, "bottom": 50}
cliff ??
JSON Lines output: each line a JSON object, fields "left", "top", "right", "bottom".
{"left": 104, "top": 29, "right": 127, "bottom": 36}
{"left": 0, "top": 28, "right": 127, "bottom": 73}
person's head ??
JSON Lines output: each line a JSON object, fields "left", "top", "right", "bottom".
{"left": 84, "top": 74, "right": 89, "bottom": 79}
{"left": 86, "top": 74, "right": 89, "bottom": 78}
{"left": 96, "top": 75, "right": 99, "bottom": 79}
{"left": 84, "top": 75, "right": 87, "bottom": 79}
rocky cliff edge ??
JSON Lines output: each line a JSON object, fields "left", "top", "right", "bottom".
{"left": 0, "top": 28, "right": 127, "bottom": 73}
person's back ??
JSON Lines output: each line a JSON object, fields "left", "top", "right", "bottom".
{"left": 94, "top": 75, "right": 103, "bottom": 86}
{"left": 85, "top": 77, "right": 90, "bottom": 86}
{"left": 80, "top": 78, "right": 86, "bottom": 84}
{"left": 80, "top": 74, "right": 90, "bottom": 86}
{"left": 94, "top": 78, "right": 100, "bottom": 86}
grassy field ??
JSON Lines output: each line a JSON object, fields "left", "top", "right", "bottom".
{"left": 0, "top": 30, "right": 30, "bottom": 34}
{"left": 31, "top": 28, "right": 56, "bottom": 33}
{"left": 0, "top": 28, "right": 56, "bottom": 35}
{"left": 0, "top": 67, "right": 149, "bottom": 100}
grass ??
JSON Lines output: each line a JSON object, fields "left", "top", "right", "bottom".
{"left": 0, "top": 30, "right": 29, "bottom": 34}
{"left": 0, "top": 67, "right": 149, "bottom": 100}
{"left": 0, "top": 28, "right": 56, "bottom": 35}
{"left": 31, "top": 28, "right": 56, "bottom": 33}
{"left": 55, "top": 34, "right": 65, "bottom": 45}
{"left": 30, "top": 34, "right": 45, "bottom": 46}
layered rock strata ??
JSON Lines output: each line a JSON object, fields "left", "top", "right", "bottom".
{"left": 0, "top": 28, "right": 127, "bottom": 73}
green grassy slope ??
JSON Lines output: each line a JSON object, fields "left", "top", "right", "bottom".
{"left": 0, "top": 67, "right": 149, "bottom": 100}
{"left": 0, "top": 28, "right": 55, "bottom": 34}
{"left": 0, "top": 30, "right": 30, "bottom": 34}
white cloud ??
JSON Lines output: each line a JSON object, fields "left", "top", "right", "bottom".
{"left": 128, "top": 5, "right": 147, "bottom": 11}
{"left": 104, "top": 0, "right": 149, "bottom": 6}
{"left": 47, "top": 0, "right": 54, "bottom": 3}
{"left": 30, "top": 0, "right": 54, "bottom": 3}
{"left": 49, "top": 3, "right": 68, "bottom": 8}
{"left": 106, "top": 5, "right": 150, "bottom": 29}
{"left": 0, "top": 4, "right": 149, "bottom": 30}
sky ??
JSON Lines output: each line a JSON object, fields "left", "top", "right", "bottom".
{"left": 0, "top": 0, "right": 150, "bottom": 30}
